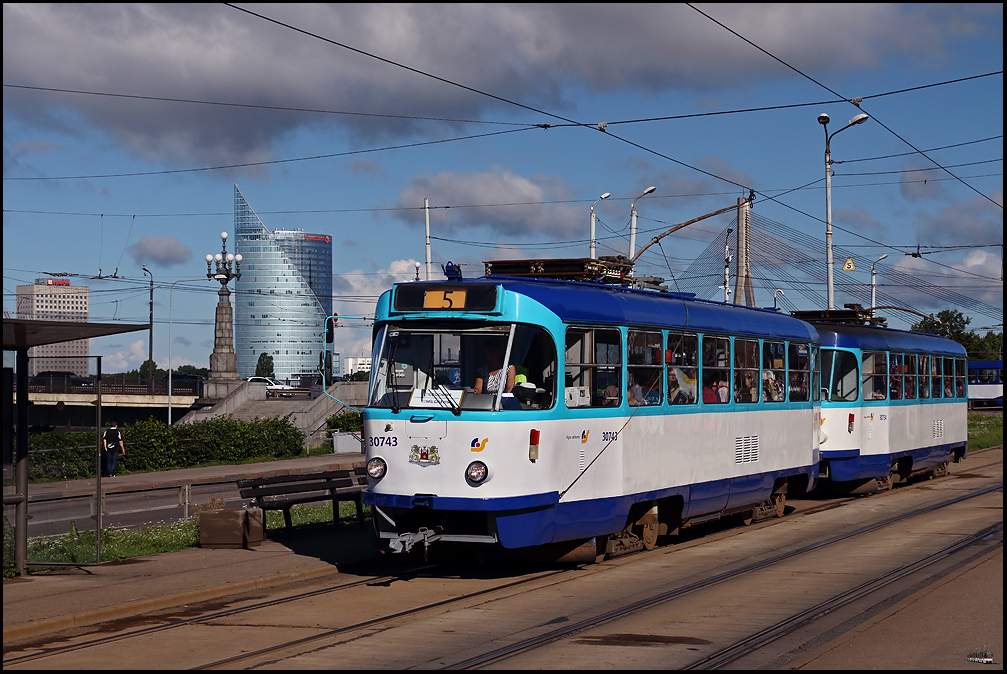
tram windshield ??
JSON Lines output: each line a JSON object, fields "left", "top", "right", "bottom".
{"left": 368, "top": 323, "right": 556, "bottom": 411}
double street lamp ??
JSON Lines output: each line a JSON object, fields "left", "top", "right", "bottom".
{"left": 142, "top": 265, "right": 154, "bottom": 394}
{"left": 818, "top": 111, "right": 868, "bottom": 310}
{"left": 629, "top": 186, "right": 657, "bottom": 263}
{"left": 871, "top": 254, "right": 888, "bottom": 317}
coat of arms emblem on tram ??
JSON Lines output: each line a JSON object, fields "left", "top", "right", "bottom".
{"left": 409, "top": 445, "right": 441, "bottom": 465}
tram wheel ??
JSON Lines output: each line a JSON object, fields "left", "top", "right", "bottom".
{"left": 737, "top": 509, "right": 755, "bottom": 526}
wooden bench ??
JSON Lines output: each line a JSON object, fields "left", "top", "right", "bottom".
{"left": 237, "top": 467, "right": 368, "bottom": 533}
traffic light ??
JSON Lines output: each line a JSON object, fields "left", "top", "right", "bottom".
{"left": 325, "top": 314, "right": 338, "bottom": 342}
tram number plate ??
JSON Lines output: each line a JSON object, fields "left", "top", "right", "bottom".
{"left": 424, "top": 289, "right": 467, "bottom": 309}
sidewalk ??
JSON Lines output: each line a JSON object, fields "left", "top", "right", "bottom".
{"left": 3, "top": 453, "right": 378, "bottom": 644}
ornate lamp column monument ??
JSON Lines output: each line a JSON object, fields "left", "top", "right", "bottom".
{"left": 202, "top": 231, "right": 243, "bottom": 400}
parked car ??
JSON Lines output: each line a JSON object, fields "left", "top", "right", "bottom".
{"left": 247, "top": 376, "right": 296, "bottom": 397}
{"left": 29, "top": 371, "right": 92, "bottom": 393}
{"left": 306, "top": 376, "right": 325, "bottom": 399}
{"left": 163, "top": 371, "right": 205, "bottom": 394}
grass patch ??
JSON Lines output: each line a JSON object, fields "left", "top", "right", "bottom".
{"left": 968, "top": 411, "right": 1003, "bottom": 450}
{"left": 3, "top": 501, "right": 370, "bottom": 577}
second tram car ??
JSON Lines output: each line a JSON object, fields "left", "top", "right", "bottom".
{"left": 813, "top": 322, "right": 969, "bottom": 489}
{"left": 362, "top": 277, "right": 822, "bottom": 558}
{"left": 967, "top": 360, "right": 1003, "bottom": 408}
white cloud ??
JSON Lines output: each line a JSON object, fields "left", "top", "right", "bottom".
{"left": 101, "top": 339, "right": 148, "bottom": 372}
{"left": 128, "top": 234, "right": 192, "bottom": 267}
{"left": 394, "top": 167, "right": 581, "bottom": 238}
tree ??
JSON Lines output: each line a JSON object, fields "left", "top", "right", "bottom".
{"left": 350, "top": 370, "right": 370, "bottom": 382}
{"left": 255, "top": 352, "right": 274, "bottom": 378}
{"left": 910, "top": 309, "right": 971, "bottom": 341}
{"left": 138, "top": 360, "right": 159, "bottom": 379}
{"left": 911, "top": 309, "right": 1003, "bottom": 361}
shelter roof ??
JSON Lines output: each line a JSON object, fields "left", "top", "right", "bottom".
{"left": 3, "top": 319, "right": 148, "bottom": 350}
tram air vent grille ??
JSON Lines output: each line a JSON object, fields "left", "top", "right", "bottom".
{"left": 933, "top": 420, "right": 944, "bottom": 439}
{"left": 735, "top": 435, "right": 760, "bottom": 464}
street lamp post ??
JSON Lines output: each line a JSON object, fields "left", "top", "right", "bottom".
{"left": 871, "top": 253, "right": 888, "bottom": 317}
{"left": 818, "top": 111, "right": 868, "bottom": 310}
{"left": 142, "top": 265, "right": 154, "bottom": 394}
{"left": 589, "top": 192, "right": 611, "bottom": 259}
{"left": 629, "top": 186, "right": 657, "bottom": 265}
{"left": 168, "top": 278, "right": 210, "bottom": 425}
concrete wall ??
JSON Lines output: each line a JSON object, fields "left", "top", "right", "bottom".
{"left": 176, "top": 380, "right": 369, "bottom": 452}
{"left": 176, "top": 381, "right": 266, "bottom": 425}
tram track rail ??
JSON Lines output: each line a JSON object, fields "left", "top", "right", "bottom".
{"left": 2, "top": 564, "right": 434, "bottom": 667}
{"left": 4, "top": 452, "right": 1000, "bottom": 670}
{"left": 683, "top": 521, "right": 1004, "bottom": 670}
{"left": 444, "top": 481, "right": 1003, "bottom": 670}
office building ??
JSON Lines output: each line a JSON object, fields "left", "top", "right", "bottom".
{"left": 233, "top": 186, "right": 333, "bottom": 382}
{"left": 16, "top": 279, "right": 90, "bottom": 376}
{"left": 344, "top": 356, "right": 372, "bottom": 376}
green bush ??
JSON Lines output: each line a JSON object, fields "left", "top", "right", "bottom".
{"left": 326, "top": 410, "right": 362, "bottom": 433}
{"left": 19, "top": 416, "right": 305, "bottom": 482}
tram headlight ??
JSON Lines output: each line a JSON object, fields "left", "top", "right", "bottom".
{"left": 367, "top": 457, "right": 387, "bottom": 480}
{"left": 466, "top": 461, "right": 488, "bottom": 484}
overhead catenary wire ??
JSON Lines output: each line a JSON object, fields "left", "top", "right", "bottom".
{"left": 685, "top": 3, "right": 1002, "bottom": 210}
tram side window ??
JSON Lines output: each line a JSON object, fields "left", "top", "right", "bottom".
{"left": 976, "top": 368, "right": 997, "bottom": 384}
{"left": 955, "top": 358, "right": 966, "bottom": 398}
{"left": 702, "top": 335, "right": 730, "bottom": 404}
{"left": 762, "top": 341, "right": 786, "bottom": 403}
{"left": 821, "top": 349, "right": 859, "bottom": 402}
{"left": 889, "top": 352, "right": 903, "bottom": 400}
{"left": 734, "top": 339, "right": 760, "bottom": 403}
{"left": 943, "top": 357, "right": 955, "bottom": 399}
{"left": 628, "top": 330, "right": 663, "bottom": 406}
{"left": 789, "top": 343, "right": 811, "bottom": 402}
{"left": 903, "top": 353, "right": 917, "bottom": 399}
{"left": 565, "top": 327, "right": 621, "bottom": 408}
{"left": 812, "top": 346, "right": 821, "bottom": 402}
{"left": 930, "top": 355, "right": 942, "bottom": 398}
{"left": 666, "top": 332, "right": 698, "bottom": 405}
{"left": 862, "top": 351, "right": 887, "bottom": 400}
{"left": 918, "top": 355, "right": 931, "bottom": 399}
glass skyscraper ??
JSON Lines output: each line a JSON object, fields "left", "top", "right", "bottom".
{"left": 233, "top": 186, "right": 332, "bottom": 382}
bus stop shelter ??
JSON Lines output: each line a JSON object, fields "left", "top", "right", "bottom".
{"left": 3, "top": 318, "right": 149, "bottom": 575}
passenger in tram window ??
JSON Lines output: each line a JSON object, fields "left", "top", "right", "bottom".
{"left": 736, "top": 371, "right": 758, "bottom": 403}
{"left": 762, "top": 369, "right": 777, "bottom": 401}
{"left": 717, "top": 378, "right": 730, "bottom": 403}
{"left": 702, "top": 371, "right": 720, "bottom": 404}
{"left": 472, "top": 338, "right": 516, "bottom": 395}
{"left": 627, "top": 373, "right": 645, "bottom": 406}
{"left": 789, "top": 372, "right": 809, "bottom": 401}
{"left": 603, "top": 382, "right": 620, "bottom": 406}
{"left": 889, "top": 375, "right": 901, "bottom": 400}
{"left": 668, "top": 367, "right": 693, "bottom": 405}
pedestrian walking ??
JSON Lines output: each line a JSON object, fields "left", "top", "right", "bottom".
{"left": 102, "top": 421, "right": 125, "bottom": 477}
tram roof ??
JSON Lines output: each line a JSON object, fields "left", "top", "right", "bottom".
{"left": 813, "top": 323, "right": 966, "bottom": 357}
{"left": 966, "top": 359, "right": 1002, "bottom": 368}
{"left": 476, "top": 277, "right": 819, "bottom": 342}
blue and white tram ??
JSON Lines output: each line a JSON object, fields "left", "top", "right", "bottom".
{"left": 967, "top": 360, "right": 1003, "bottom": 407}
{"left": 815, "top": 324, "right": 968, "bottom": 489}
{"left": 362, "top": 277, "right": 822, "bottom": 558}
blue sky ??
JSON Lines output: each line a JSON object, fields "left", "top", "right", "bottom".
{"left": 3, "top": 4, "right": 1003, "bottom": 374}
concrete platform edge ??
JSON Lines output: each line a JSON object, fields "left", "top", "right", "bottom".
{"left": 2, "top": 563, "right": 343, "bottom": 644}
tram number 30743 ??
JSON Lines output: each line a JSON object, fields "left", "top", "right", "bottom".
{"left": 368, "top": 436, "right": 399, "bottom": 447}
